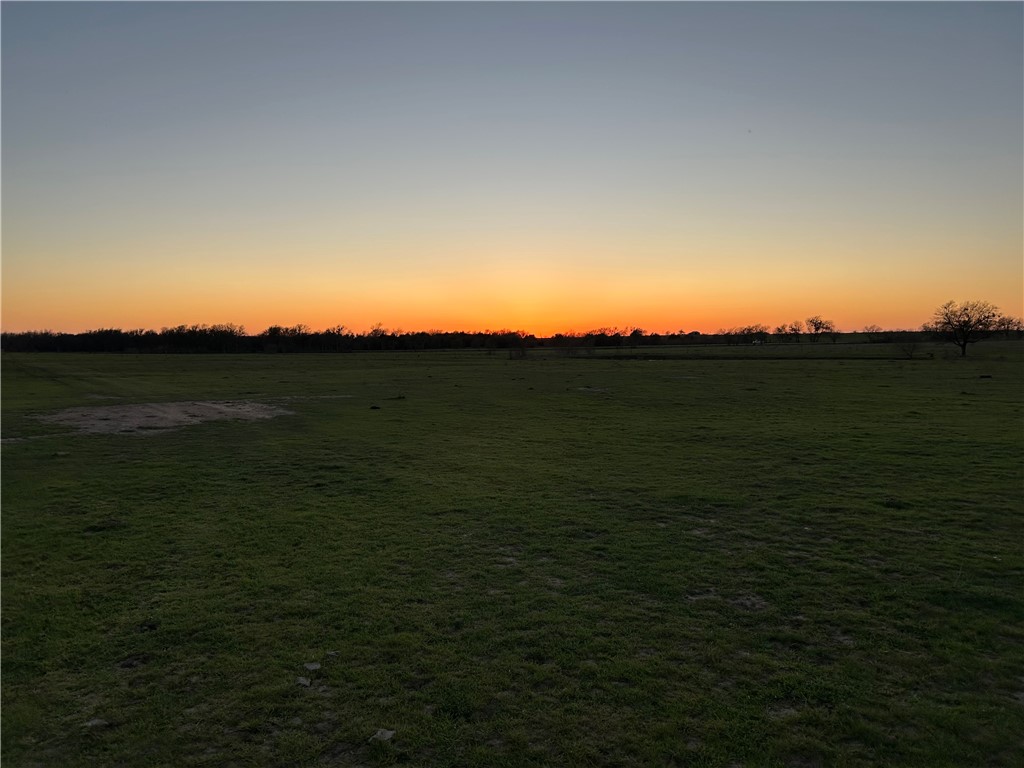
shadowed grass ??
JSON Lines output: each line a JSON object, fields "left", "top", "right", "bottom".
{"left": 2, "top": 345, "right": 1022, "bottom": 766}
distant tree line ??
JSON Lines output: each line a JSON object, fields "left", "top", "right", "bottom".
{"left": 0, "top": 324, "right": 536, "bottom": 354}
{"left": 3, "top": 306, "right": 1021, "bottom": 354}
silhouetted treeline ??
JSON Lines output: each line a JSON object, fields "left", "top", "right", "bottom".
{"left": 5, "top": 322, "right": 1015, "bottom": 354}
{"left": 1, "top": 324, "right": 538, "bottom": 353}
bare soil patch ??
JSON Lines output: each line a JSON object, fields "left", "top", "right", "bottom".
{"left": 33, "top": 401, "right": 292, "bottom": 435}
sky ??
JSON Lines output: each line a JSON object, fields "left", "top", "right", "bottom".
{"left": 3, "top": 2, "right": 1022, "bottom": 336}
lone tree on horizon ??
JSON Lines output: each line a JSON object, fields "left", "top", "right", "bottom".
{"left": 931, "top": 299, "right": 999, "bottom": 357}
{"left": 805, "top": 315, "right": 836, "bottom": 342}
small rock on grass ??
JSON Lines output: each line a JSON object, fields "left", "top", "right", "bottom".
{"left": 369, "top": 728, "right": 395, "bottom": 742}
{"left": 304, "top": 662, "right": 321, "bottom": 671}
{"left": 296, "top": 677, "right": 311, "bottom": 687}
{"left": 84, "top": 718, "right": 110, "bottom": 728}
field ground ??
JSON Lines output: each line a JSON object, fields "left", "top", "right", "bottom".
{"left": 2, "top": 343, "right": 1022, "bottom": 767}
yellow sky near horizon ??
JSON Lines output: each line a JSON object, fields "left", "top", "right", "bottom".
{"left": 4, "top": 234, "right": 1020, "bottom": 336}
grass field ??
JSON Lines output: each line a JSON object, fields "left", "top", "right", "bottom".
{"left": 2, "top": 344, "right": 1022, "bottom": 767}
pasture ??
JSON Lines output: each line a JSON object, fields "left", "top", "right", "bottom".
{"left": 2, "top": 344, "right": 1022, "bottom": 767}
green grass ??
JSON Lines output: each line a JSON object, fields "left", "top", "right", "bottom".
{"left": 3, "top": 344, "right": 1022, "bottom": 767}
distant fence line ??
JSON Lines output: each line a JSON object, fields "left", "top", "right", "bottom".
{"left": 3, "top": 326, "right": 1018, "bottom": 354}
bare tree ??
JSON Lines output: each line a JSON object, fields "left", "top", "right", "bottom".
{"left": 862, "top": 324, "right": 882, "bottom": 341}
{"left": 805, "top": 315, "right": 836, "bottom": 342}
{"left": 931, "top": 300, "right": 999, "bottom": 357}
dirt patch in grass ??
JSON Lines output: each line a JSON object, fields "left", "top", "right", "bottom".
{"left": 33, "top": 401, "right": 293, "bottom": 435}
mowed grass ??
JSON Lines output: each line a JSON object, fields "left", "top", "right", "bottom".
{"left": 2, "top": 345, "right": 1022, "bottom": 767}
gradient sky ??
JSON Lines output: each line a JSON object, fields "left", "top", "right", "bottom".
{"left": 3, "top": 2, "right": 1022, "bottom": 335}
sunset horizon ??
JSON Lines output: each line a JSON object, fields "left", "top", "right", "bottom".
{"left": 3, "top": 2, "right": 1022, "bottom": 338}
{"left": 0, "top": 302, "right": 1003, "bottom": 340}
{"left": 4, "top": 4, "right": 1023, "bottom": 762}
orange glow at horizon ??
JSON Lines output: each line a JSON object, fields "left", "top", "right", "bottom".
{"left": 3, "top": 217, "right": 1021, "bottom": 337}
{"left": 4, "top": 253, "right": 1021, "bottom": 337}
